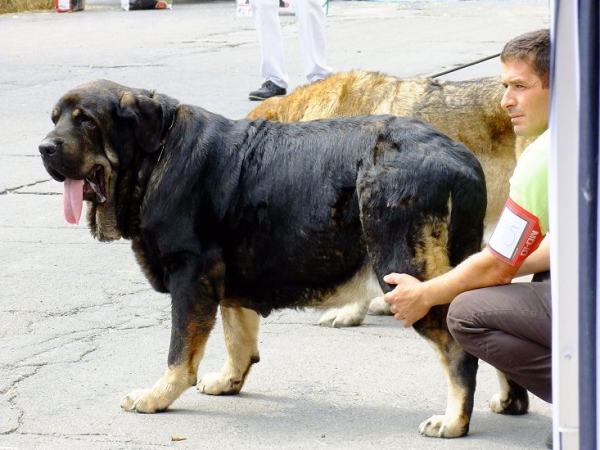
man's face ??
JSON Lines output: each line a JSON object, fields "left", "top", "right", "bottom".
{"left": 500, "top": 58, "right": 550, "bottom": 138}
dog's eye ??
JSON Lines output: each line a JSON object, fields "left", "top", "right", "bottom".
{"left": 75, "top": 112, "right": 95, "bottom": 128}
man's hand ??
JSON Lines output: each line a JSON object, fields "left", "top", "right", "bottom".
{"left": 383, "top": 273, "right": 431, "bottom": 328}
{"left": 382, "top": 248, "right": 523, "bottom": 329}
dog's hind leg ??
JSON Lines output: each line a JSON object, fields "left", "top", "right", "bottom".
{"left": 356, "top": 131, "right": 486, "bottom": 437}
{"left": 367, "top": 296, "right": 392, "bottom": 315}
{"left": 198, "top": 306, "right": 260, "bottom": 395}
{"left": 360, "top": 219, "right": 478, "bottom": 436}
{"left": 490, "top": 370, "right": 529, "bottom": 415}
{"left": 317, "top": 264, "right": 383, "bottom": 327}
{"left": 317, "top": 299, "right": 370, "bottom": 327}
{"left": 413, "top": 307, "right": 479, "bottom": 438}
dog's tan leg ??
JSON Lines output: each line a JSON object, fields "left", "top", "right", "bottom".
{"left": 317, "top": 299, "right": 370, "bottom": 327}
{"left": 413, "top": 306, "right": 478, "bottom": 438}
{"left": 121, "top": 363, "right": 202, "bottom": 413}
{"left": 198, "top": 306, "right": 260, "bottom": 395}
{"left": 121, "top": 269, "right": 220, "bottom": 414}
{"left": 121, "top": 318, "right": 214, "bottom": 413}
{"left": 367, "top": 296, "right": 392, "bottom": 315}
{"left": 318, "top": 265, "right": 382, "bottom": 327}
{"left": 490, "top": 370, "right": 529, "bottom": 414}
{"left": 418, "top": 344, "right": 477, "bottom": 437}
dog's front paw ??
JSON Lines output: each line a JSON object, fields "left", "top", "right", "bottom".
{"left": 198, "top": 372, "right": 242, "bottom": 395}
{"left": 419, "top": 414, "right": 467, "bottom": 438}
{"left": 121, "top": 368, "right": 194, "bottom": 413}
{"left": 121, "top": 389, "right": 166, "bottom": 413}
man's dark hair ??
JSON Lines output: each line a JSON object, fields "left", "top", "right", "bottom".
{"left": 501, "top": 28, "right": 550, "bottom": 88}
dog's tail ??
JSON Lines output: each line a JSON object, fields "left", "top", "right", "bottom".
{"left": 447, "top": 152, "right": 487, "bottom": 267}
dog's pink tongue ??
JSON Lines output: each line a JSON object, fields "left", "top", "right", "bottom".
{"left": 63, "top": 178, "right": 84, "bottom": 225}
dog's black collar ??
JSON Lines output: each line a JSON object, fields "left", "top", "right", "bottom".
{"left": 157, "top": 105, "right": 179, "bottom": 162}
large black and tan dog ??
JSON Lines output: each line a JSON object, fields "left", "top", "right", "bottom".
{"left": 39, "top": 80, "right": 487, "bottom": 438}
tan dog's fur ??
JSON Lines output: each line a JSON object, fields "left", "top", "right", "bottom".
{"left": 248, "top": 70, "right": 531, "bottom": 235}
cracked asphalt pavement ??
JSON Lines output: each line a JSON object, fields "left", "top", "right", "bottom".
{"left": 1, "top": 1, "right": 552, "bottom": 448}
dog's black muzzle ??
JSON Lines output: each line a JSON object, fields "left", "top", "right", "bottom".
{"left": 39, "top": 136, "right": 67, "bottom": 182}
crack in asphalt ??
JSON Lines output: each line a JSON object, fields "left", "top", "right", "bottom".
{"left": 0, "top": 179, "right": 53, "bottom": 195}
{"left": 1, "top": 322, "right": 164, "bottom": 436}
{"left": 1, "top": 289, "right": 170, "bottom": 437}
{"left": 4, "top": 430, "right": 172, "bottom": 447}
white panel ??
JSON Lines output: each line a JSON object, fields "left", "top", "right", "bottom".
{"left": 549, "top": 0, "right": 580, "bottom": 448}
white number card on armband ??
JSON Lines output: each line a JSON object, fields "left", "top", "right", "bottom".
{"left": 487, "top": 198, "right": 543, "bottom": 266}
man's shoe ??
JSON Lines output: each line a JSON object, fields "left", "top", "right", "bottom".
{"left": 249, "top": 81, "right": 286, "bottom": 101}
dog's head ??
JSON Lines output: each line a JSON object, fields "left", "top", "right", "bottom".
{"left": 39, "top": 79, "right": 179, "bottom": 241}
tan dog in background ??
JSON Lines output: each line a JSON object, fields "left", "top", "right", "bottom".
{"left": 248, "top": 70, "right": 530, "bottom": 236}
{"left": 248, "top": 70, "right": 530, "bottom": 325}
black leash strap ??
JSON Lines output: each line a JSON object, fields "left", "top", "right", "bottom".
{"left": 429, "top": 52, "right": 502, "bottom": 78}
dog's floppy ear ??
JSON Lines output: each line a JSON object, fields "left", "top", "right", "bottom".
{"left": 118, "top": 92, "right": 166, "bottom": 153}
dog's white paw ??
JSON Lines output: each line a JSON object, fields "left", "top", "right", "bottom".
{"left": 121, "top": 367, "right": 195, "bottom": 413}
{"left": 489, "top": 392, "right": 528, "bottom": 415}
{"left": 121, "top": 389, "right": 165, "bottom": 413}
{"left": 367, "top": 296, "right": 392, "bottom": 315}
{"left": 419, "top": 414, "right": 465, "bottom": 438}
{"left": 198, "top": 372, "right": 242, "bottom": 395}
{"left": 318, "top": 302, "right": 368, "bottom": 327}
{"left": 489, "top": 392, "right": 508, "bottom": 414}
{"left": 198, "top": 372, "right": 226, "bottom": 395}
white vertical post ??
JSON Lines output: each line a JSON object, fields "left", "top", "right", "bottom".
{"left": 549, "top": 0, "right": 580, "bottom": 448}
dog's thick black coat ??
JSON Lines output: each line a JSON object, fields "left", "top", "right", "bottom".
{"left": 39, "top": 80, "right": 487, "bottom": 438}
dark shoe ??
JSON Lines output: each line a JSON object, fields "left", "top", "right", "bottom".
{"left": 249, "top": 81, "right": 286, "bottom": 101}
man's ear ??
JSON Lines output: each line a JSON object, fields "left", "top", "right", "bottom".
{"left": 118, "top": 92, "right": 165, "bottom": 153}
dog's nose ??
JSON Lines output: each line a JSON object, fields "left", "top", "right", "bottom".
{"left": 39, "top": 138, "right": 61, "bottom": 157}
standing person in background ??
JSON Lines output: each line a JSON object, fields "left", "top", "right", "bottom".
{"left": 248, "top": 0, "right": 333, "bottom": 101}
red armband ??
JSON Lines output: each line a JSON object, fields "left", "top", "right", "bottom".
{"left": 487, "top": 197, "right": 543, "bottom": 266}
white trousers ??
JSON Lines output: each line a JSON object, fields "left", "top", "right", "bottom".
{"left": 250, "top": 0, "right": 332, "bottom": 88}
